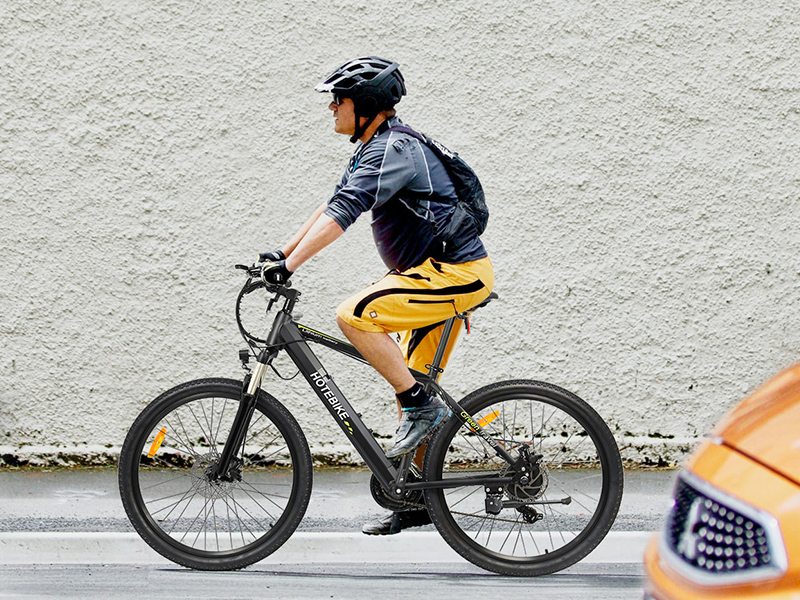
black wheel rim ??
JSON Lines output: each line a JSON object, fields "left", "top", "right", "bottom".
{"left": 130, "top": 389, "right": 300, "bottom": 557}
{"left": 429, "top": 386, "right": 619, "bottom": 564}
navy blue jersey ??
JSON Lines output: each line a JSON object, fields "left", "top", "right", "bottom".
{"left": 324, "top": 117, "right": 487, "bottom": 272}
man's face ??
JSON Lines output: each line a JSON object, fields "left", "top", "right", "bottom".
{"left": 329, "top": 96, "right": 356, "bottom": 136}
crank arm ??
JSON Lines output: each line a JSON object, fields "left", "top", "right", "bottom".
{"left": 390, "top": 453, "right": 415, "bottom": 499}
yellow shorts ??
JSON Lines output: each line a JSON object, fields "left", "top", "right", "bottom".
{"left": 336, "top": 256, "right": 494, "bottom": 376}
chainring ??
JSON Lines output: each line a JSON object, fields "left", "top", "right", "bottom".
{"left": 369, "top": 463, "right": 424, "bottom": 511}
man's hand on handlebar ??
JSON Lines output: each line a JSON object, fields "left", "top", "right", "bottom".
{"left": 260, "top": 260, "right": 293, "bottom": 285}
{"left": 259, "top": 249, "right": 285, "bottom": 263}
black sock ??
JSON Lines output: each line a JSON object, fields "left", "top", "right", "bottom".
{"left": 397, "top": 382, "right": 431, "bottom": 409}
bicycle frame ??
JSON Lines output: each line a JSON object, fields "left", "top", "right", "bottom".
{"left": 217, "top": 283, "right": 518, "bottom": 498}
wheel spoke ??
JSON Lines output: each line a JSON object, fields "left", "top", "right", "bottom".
{"left": 213, "top": 398, "right": 230, "bottom": 447}
{"left": 426, "top": 384, "right": 622, "bottom": 575}
{"left": 140, "top": 473, "right": 192, "bottom": 491}
{"left": 444, "top": 486, "right": 481, "bottom": 509}
{"left": 197, "top": 401, "right": 219, "bottom": 457}
{"left": 123, "top": 383, "right": 309, "bottom": 564}
{"left": 233, "top": 481, "right": 281, "bottom": 520}
{"left": 161, "top": 419, "right": 201, "bottom": 459}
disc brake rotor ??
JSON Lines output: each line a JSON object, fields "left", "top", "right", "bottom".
{"left": 189, "top": 454, "right": 242, "bottom": 500}
{"left": 506, "top": 457, "right": 549, "bottom": 502}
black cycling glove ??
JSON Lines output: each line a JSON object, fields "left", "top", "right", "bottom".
{"left": 262, "top": 260, "right": 293, "bottom": 285}
{"left": 259, "top": 249, "right": 286, "bottom": 263}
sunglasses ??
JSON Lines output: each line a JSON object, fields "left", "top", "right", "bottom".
{"left": 332, "top": 93, "right": 346, "bottom": 106}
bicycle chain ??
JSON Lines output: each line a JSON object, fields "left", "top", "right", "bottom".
{"left": 389, "top": 468, "right": 537, "bottom": 526}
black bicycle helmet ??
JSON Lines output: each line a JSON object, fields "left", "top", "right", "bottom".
{"left": 316, "top": 56, "right": 406, "bottom": 142}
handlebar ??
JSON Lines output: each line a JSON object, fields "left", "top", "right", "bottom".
{"left": 235, "top": 262, "right": 292, "bottom": 286}
{"left": 235, "top": 264, "right": 264, "bottom": 278}
{"left": 235, "top": 262, "right": 297, "bottom": 299}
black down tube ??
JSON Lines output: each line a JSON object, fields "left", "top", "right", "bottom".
{"left": 278, "top": 320, "right": 398, "bottom": 491}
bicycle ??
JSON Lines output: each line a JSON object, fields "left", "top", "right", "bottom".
{"left": 118, "top": 263, "right": 624, "bottom": 576}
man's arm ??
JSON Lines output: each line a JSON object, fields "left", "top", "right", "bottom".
{"left": 280, "top": 201, "right": 328, "bottom": 257}
{"left": 284, "top": 213, "right": 344, "bottom": 272}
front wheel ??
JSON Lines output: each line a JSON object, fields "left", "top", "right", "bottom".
{"left": 118, "top": 378, "right": 313, "bottom": 570}
{"left": 423, "top": 380, "right": 623, "bottom": 576}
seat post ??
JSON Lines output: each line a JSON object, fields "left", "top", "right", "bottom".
{"left": 427, "top": 316, "right": 457, "bottom": 380}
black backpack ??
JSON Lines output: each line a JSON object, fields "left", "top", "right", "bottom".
{"left": 388, "top": 126, "right": 489, "bottom": 243}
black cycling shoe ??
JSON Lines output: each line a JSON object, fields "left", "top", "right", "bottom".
{"left": 361, "top": 508, "right": 432, "bottom": 536}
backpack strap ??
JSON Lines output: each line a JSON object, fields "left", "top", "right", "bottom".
{"left": 386, "top": 125, "right": 426, "bottom": 142}
{"left": 388, "top": 126, "right": 488, "bottom": 240}
{"left": 386, "top": 126, "right": 456, "bottom": 207}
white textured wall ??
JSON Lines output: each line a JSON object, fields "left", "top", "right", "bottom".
{"left": 2, "top": 0, "right": 799, "bottom": 465}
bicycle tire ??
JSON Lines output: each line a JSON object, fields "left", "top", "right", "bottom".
{"left": 423, "top": 380, "right": 623, "bottom": 576}
{"left": 118, "top": 378, "right": 312, "bottom": 570}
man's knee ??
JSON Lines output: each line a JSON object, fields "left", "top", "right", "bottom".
{"left": 336, "top": 302, "right": 386, "bottom": 334}
{"left": 335, "top": 302, "right": 356, "bottom": 333}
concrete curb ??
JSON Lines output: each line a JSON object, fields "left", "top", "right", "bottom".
{"left": 0, "top": 531, "right": 653, "bottom": 565}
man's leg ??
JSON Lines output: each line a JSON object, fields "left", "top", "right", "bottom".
{"left": 337, "top": 315, "right": 449, "bottom": 458}
{"left": 396, "top": 317, "right": 467, "bottom": 467}
{"left": 357, "top": 319, "right": 466, "bottom": 536}
{"left": 336, "top": 258, "right": 493, "bottom": 450}
{"left": 335, "top": 317, "right": 417, "bottom": 393}
{"left": 340, "top": 258, "right": 493, "bottom": 536}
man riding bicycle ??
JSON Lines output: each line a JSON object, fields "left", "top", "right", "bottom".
{"left": 259, "top": 56, "right": 494, "bottom": 535}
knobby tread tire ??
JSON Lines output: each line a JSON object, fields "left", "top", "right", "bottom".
{"left": 423, "top": 379, "right": 624, "bottom": 577}
{"left": 118, "top": 378, "right": 313, "bottom": 570}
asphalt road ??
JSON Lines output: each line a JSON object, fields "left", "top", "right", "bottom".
{"left": 0, "top": 562, "right": 645, "bottom": 600}
{"left": 0, "top": 467, "right": 673, "bottom": 599}
{"left": 0, "top": 467, "right": 676, "bottom": 533}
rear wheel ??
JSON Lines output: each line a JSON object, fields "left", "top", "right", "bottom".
{"left": 423, "top": 380, "right": 623, "bottom": 576}
{"left": 118, "top": 378, "right": 312, "bottom": 570}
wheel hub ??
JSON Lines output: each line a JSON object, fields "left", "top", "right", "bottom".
{"left": 506, "top": 448, "right": 548, "bottom": 502}
{"left": 190, "top": 454, "right": 243, "bottom": 500}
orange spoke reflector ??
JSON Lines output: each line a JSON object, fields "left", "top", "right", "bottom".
{"left": 477, "top": 411, "right": 500, "bottom": 428}
{"left": 469, "top": 410, "right": 500, "bottom": 432}
{"left": 148, "top": 427, "right": 167, "bottom": 458}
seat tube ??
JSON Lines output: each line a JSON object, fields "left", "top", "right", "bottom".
{"left": 427, "top": 317, "right": 456, "bottom": 380}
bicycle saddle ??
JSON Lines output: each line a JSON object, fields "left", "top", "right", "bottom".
{"left": 466, "top": 292, "right": 498, "bottom": 313}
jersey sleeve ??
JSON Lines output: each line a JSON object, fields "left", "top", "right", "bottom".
{"left": 324, "top": 135, "right": 421, "bottom": 231}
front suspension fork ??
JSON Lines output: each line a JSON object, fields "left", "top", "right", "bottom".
{"left": 211, "top": 357, "right": 272, "bottom": 481}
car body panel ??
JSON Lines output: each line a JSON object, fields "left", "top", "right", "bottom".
{"left": 644, "top": 361, "right": 800, "bottom": 600}
{"left": 713, "top": 363, "right": 800, "bottom": 487}
{"left": 645, "top": 441, "right": 800, "bottom": 598}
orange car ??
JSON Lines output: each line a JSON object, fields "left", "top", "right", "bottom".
{"left": 644, "top": 362, "right": 800, "bottom": 599}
